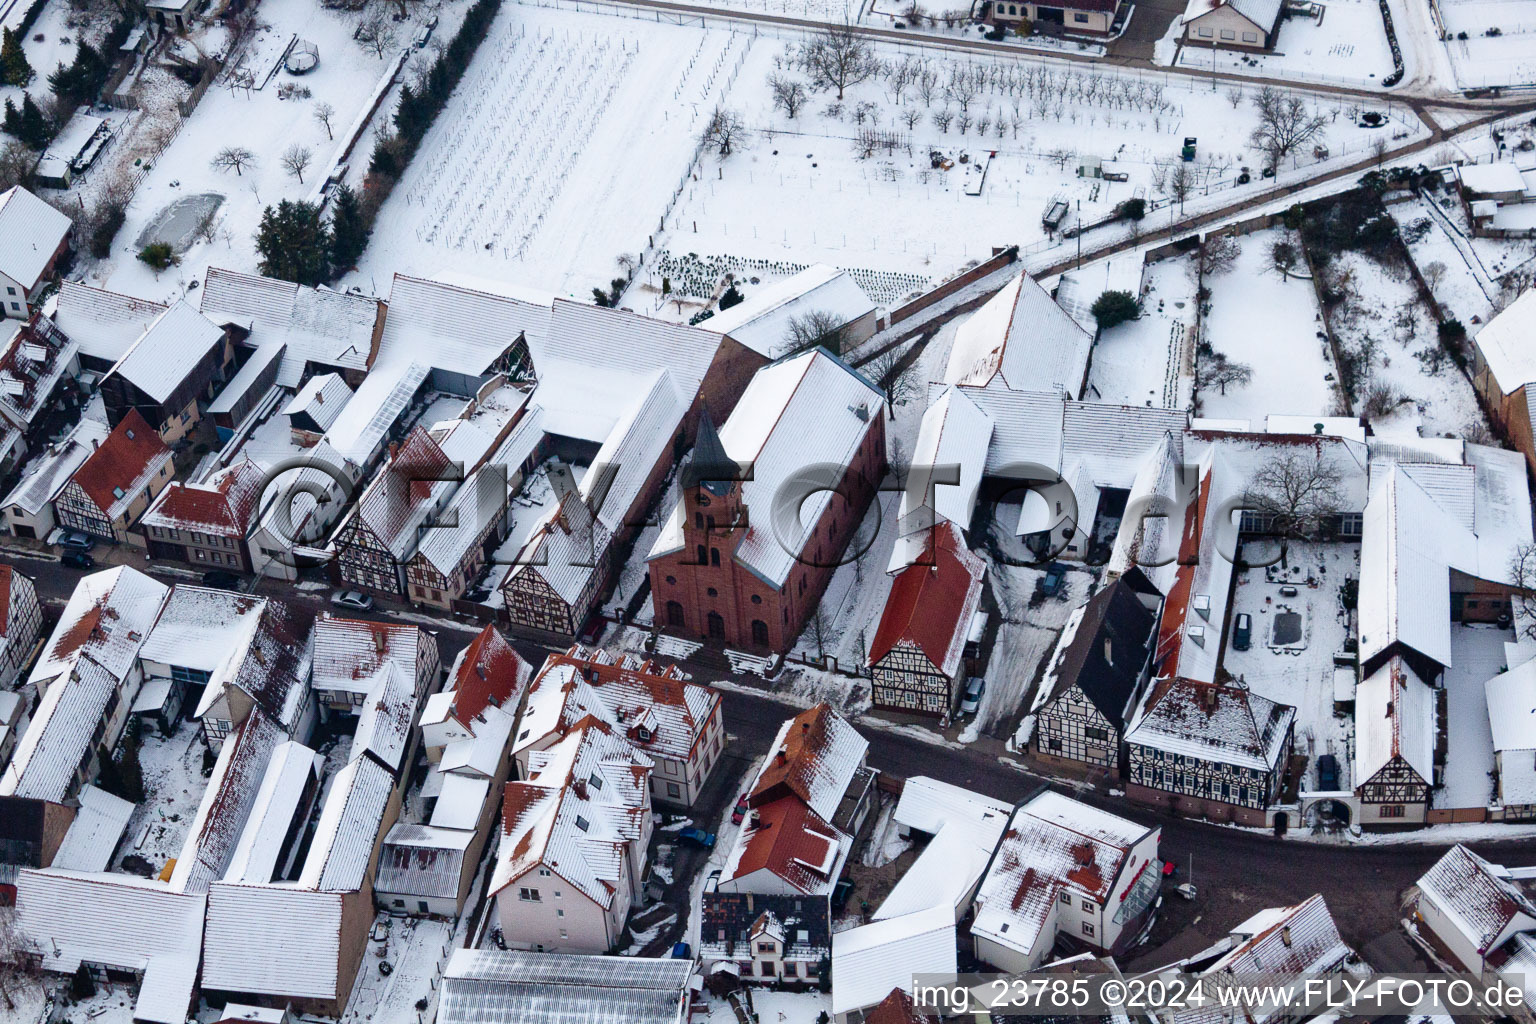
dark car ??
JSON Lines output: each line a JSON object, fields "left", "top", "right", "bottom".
{"left": 1233, "top": 613, "right": 1253, "bottom": 651}
{"left": 678, "top": 827, "right": 716, "bottom": 849}
{"left": 61, "top": 549, "right": 95, "bottom": 570}
{"left": 1038, "top": 563, "right": 1067, "bottom": 598}
{"left": 1316, "top": 754, "right": 1341, "bottom": 791}
{"left": 201, "top": 570, "right": 240, "bottom": 590}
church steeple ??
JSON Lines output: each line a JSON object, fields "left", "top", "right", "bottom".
{"left": 681, "top": 407, "right": 737, "bottom": 497}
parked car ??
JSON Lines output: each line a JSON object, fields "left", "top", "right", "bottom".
{"left": 1232, "top": 613, "right": 1253, "bottom": 651}
{"left": 1175, "top": 883, "right": 1198, "bottom": 901}
{"left": 61, "top": 549, "right": 95, "bottom": 569}
{"left": 61, "top": 532, "right": 93, "bottom": 550}
{"left": 705, "top": 869, "right": 721, "bottom": 893}
{"left": 1038, "top": 563, "right": 1067, "bottom": 597}
{"left": 331, "top": 590, "right": 374, "bottom": 612}
{"left": 730, "top": 795, "right": 749, "bottom": 825}
{"left": 412, "top": 23, "right": 433, "bottom": 46}
{"left": 831, "top": 878, "right": 855, "bottom": 913}
{"left": 201, "top": 570, "right": 240, "bottom": 590}
{"left": 678, "top": 827, "right": 715, "bottom": 849}
{"left": 960, "top": 677, "right": 986, "bottom": 715}
{"left": 1316, "top": 753, "right": 1340, "bottom": 791}
{"left": 671, "top": 942, "right": 691, "bottom": 960}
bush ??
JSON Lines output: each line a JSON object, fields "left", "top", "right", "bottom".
{"left": 1362, "top": 382, "right": 1403, "bottom": 419}
{"left": 719, "top": 283, "right": 745, "bottom": 309}
{"left": 1116, "top": 197, "right": 1146, "bottom": 221}
{"left": 255, "top": 200, "right": 330, "bottom": 286}
{"left": 71, "top": 963, "right": 96, "bottom": 1000}
{"left": 90, "top": 202, "right": 126, "bottom": 259}
{"left": 1438, "top": 318, "right": 1467, "bottom": 344}
{"left": 1090, "top": 289, "right": 1138, "bottom": 329}
{"left": 136, "top": 242, "right": 176, "bottom": 272}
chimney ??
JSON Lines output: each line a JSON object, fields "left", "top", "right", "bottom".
{"left": 1193, "top": 594, "right": 1211, "bottom": 621}
{"left": 388, "top": 440, "right": 400, "bottom": 461}
{"left": 1281, "top": 926, "right": 1292, "bottom": 947}
{"left": 374, "top": 630, "right": 387, "bottom": 654}
{"left": 776, "top": 747, "right": 787, "bottom": 765}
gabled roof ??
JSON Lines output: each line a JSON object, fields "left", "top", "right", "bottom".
{"left": 1419, "top": 845, "right": 1536, "bottom": 957}
{"left": 140, "top": 457, "right": 267, "bottom": 537}
{"left": 750, "top": 703, "right": 868, "bottom": 821}
{"left": 0, "top": 314, "right": 76, "bottom": 428}
{"left": 1205, "top": 895, "right": 1351, "bottom": 977}
{"left": 1355, "top": 656, "right": 1435, "bottom": 785}
{"left": 1486, "top": 658, "right": 1536, "bottom": 753}
{"left": 50, "top": 282, "right": 168, "bottom": 365}
{"left": 724, "top": 793, "right": 851, "bottom": 896}
{"left": 900, "top": 386, "right": 992, "bottom": 537}
{"left": 352, "top": 661, "right": 418, "bottom": 773}
{"left": 0, "top": 656, "right": 118, "bottom": 801}
{"left": 1475, "top": 290, "right": 1536, "bottom": 393}
{"left": 1127, "top": 679, "right": 1294, "bottom": 771}
{"left": 699, "top": 891, "right": 831, "bottom": 962}
{"left": 1, "top": 417, "right": 109, "bottom": 516}
{"left": 281, "top": 372, "right": 352, "bottom": 430}
{"left": 869, "top": 521, "right": 986, "bottom": 678}
{"left": 139, "top": 585, "right": 267, "bottom": 673}
{"left": 298, "top": 753, "right": 395, "bottom": 890}
{"left": 350, "top": 424, "right": 459, "bottom": 559}
{"left": 30, "top": 565, "right": 170, "bottom": 686}
{"left": 442, "top": 624, "right": 532, "bottom": 730}
{"left": 1182, "top": 0, "right": 1283, "bottom": 31}
{"left": 943, "top": 273, "right": 1091, "bottom": 396}
{"left": 701, "top": 264, "right": 875, "bottom": 358}
{"left": 67, "top": 408, "right": 172, "bottom": 520}
{"left": 311, "top": 613, "right": 427, "bottom": 695}
{"left": 381, "top": 275, "right": 537, "bottom": 377}
{"left": 1040, "top": 573, "right": 1157, "bottom": 733}
{"left": 0, "top": 186, "right": 70, "bottom": 291}
{"left": 503, "top": 486, "right": 613, "bottom": 606}
{"left": 103, "top": 300, "right": 225, "bottom": 404}
{"left": 196, "top": 598, "right": 314, "bottom": 730}
{"left": 439, "top": 948, "right": 693, "bottom": 1024}
{"left": 200, "top": 268, "right": 379, "bottom": 388}
{"left": 223, "top": 740, "right": 324, "bottom": 885}
{"left": 491, "top": 717, "right": 653, "bottom": 909}
{"left": 832, "top": 904, "right": 957, "bottom": 1017}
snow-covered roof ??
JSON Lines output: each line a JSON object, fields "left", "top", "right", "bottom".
{"left": 380, "top": 274, "right": 539, "bottom": 378}
{"left": 649, "top": 348, "right": 883, "bottom": 588}
{"left": 200, "top": 268, "right": 379, "bottom": 388}
{"left": 832, "top": 904, "right": 957, "bottom": 1017}
{"left": 1419, "top": 845, "right": 1536, "bottom": 957}
{"left": 874, "top": 819, "right": 996, "bottom": 921}
{"left": 50, "top": 282, "right": 168, "bottom": 365}
{"left": 15, "top": 868, "right": 205, "bottom": 1024}
{"left": 197, "top": 598, "right": 314, "bottom": 731}
{"left": 311, "top": 614, "right": 428, "bottom": 697}
{"left": 203, "top": 883, "right": 350, "bottom": 1001}
{"left": 207, "top": 341, "right": 284, "bottom": 417}
{"left": 0, "top": 314, "right": 77, "bottom": 428}
{"left": 971, "top": 791, "right": 1150, "bottom": 960}
{"left": 435, "top": 624, "right": 533, "bottom": 733}
{"left": 50, "top": 784, "right": 135, "bottom": 872}
{"left": 892, "top": 776, "right": 1012, "bottom": 843}
{"left": 701, "top": 264, "right": 875, "bottom": 357}
{"left": 139, "top": 457, "right": 267, "bottom": 537}
{"left": 1360, "top": 467, "right": 1466, "bottom": 669}
{"left": 581, "top": 368, "right": 685, "bottom": 534}
{"left": 223, "top": 740, "right": 324, "bottom": 885}
{"left": 104, "top": 300, "right": 225, "bottom": 403}
{"left": 1474, "top": 290, "right": 1536, "bottom": 393}
{"left": 139, "top": 585, "right": 267, "bottom": 672}
{"left": 0, "top": 417, "right": 108, "bottom": 516}
{"left": 1458, "top": 162, "right": 1530, "bottom": 196}
{"left": 376, "top": 822, "right": 472, "bottom": 900}
{"left": 431, "top": 772, "right": 492, "bottom": 830}
{"left": 352, "top": 660, "right": 419, "bottom": 772}
{"left": 1, "top": 657, "right": 119, "bottom": 801}
{"left": 722, "top": 792, "right": 851, "bottom": 896}
{"left": 322, "top": 359, "right": 430, "bottom": 463}
{"left": 1487, "top": 659, "right": 1536, "bottom": 753}
{"left": 943, "top": 273, "right": 1091, "bottom": 395}
{"left": 869, "top": 521, "right": 986, "bottom": 678}
{"left": 491, "top": 717, "right": 653, "bottom": 909}
{"left": 282, "top": 372, "right": 353, "bottom": 430}
{"left": 901, "top": 386, "right": 992, "bottom": 536}
{"left": 439, "top": 948, "right": 692, "bottom": 1024}
{"left": 750, "top": 703, "right": 868, "bottom": 822}
{"left": 30, "top": 565, "right": 170, "bottom": 686}
{"left": 1356, "top": 656, "right": 1436, "bottom": 786}
{"left": 1192, "top": 896, "right": 1351, "bottom": 1008}
{"left": 542, "top": 299, "right": 722, "bottom": 399}
{"left": 299, "top": 753, "right": 395, "bottom": 890}
{"left": 501, "top": 482, "right": 612, "bottom": 607}
{"left": 1182, "top": 0, "right": 1282, "bottom": 30}
{"left": 1127, "top": 679, "right": 1294, "bottom": 771}
{"left": 0, "top": 186, "right": 70, "bottom": 291}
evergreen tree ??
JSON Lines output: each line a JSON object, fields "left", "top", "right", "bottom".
{"left": 1, "top": 97, "right": 21, "bottom": 140}
{"left": 18, "top": 93, "right": 49, "bottom": 150}
{"left": 1, "top": 27, "right": 33, "bottom": 88}
{"left": 48, "top": 41, "right": 105, "bottom": 109}
{"left": 256, "top": 200, "right": 330, "bottom": 286}
{"left": 328, "top": 184, "right": 368, "bottom": 272}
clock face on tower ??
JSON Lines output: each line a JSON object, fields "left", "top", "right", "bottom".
{"left": 695, "top": 494, "right": 711, "bottom": 506}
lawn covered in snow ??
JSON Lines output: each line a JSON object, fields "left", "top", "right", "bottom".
{"left": 1086, "top": 252, "right": 1197, "bottom": 407}
{"left": 1170, "top": 0, "right": 1397, "bottom": 88}
{"left": 1197, "top": 228, "right": 1336, "bottom": 421}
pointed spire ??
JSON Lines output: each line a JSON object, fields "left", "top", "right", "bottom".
{"left": 682, "top": 406, "right": 738, "bottom": 495}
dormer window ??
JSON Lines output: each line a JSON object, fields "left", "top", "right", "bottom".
{"left": 588, "top": 772, "right": 603, "bottom": 791}
{"left": 636, "top": 726, "right": 651, "bottom": 742}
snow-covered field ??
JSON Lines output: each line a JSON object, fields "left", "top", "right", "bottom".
{"left": 1387, "top": 195, "right": 1496, "bottom": 327}
{"left": 1171, "top": 0, "right": 1397, "bottom": 88}
{"left": 1437, "top": 0, "right": 1536, "bottom": 89}
{"left": 1197, "top": 228, "right": 1336, "bottom": 421}
{"left": 1086, "top": 252, "right": 1196, "bottom": 408}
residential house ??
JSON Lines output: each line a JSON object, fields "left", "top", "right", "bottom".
{"left": 880, "top": 777, "right": 1011, "bottom": 923}
{"left": 283, "top": 373, "right": 353, "bottom": 443}
{"left": 832, "top": 905, "right": 956, "bottom": 1024}
{"left": 1412, "top": 845, "right": 1536, "bottom": 980}
{"left": 1124, "top": 679, "right": 1295, "bottom": 826}
{"left": 0, "top": 565, "right": 42, "bottom": 690}
{"left": 139, "top": 457, "right": 268, "bottom": 572}
{"left": 1034, "top": 569, "right": 1161, "bottom": 770}
{"left": 0, "top": 186, "right": 71, "bottom": 320}
{"left": 970, "top": 791, "right": 1160, "bottom": 972}
{"left": 406, "top": 464, "right": 509, "bottom": 611}
{"left": 97, "top": 300, "right": 234, "bottom": 443}
{"left": 135, "top": 586, "right": 269, "bottom": 735}
{"left": 48, "top": 282, "right": 167, "bottom": 376}
{"left": 1471, "top": 290, "right": 1536, "bottom": 475}
{"left": 868, "top": 520, "right": 987, "bottom": 719}
{"left": 438, "top": 948, "right": 694, "bottom": 1024}
{"left": 499, "top": 476, "right": 613, "bottom": 638}
{"left": 699, "top": 892, "right": 831, "bottom": 986}
{"left": 648, "top": 349, "right": 887, "bottom": 653}
{"left": 52, "top": 409, "right": 174, "bottom": 544}
{"left": 512, "top": 644, "right": 725, "bottom": 807}
{"left": 0, "top": 312, "right": 81, "bottom": 474}
{"left": 981, "top": 0, "right": 1126, "bottom": 35}
{"left": 191, "top": 598, "right": 315, "bottom": 751}
{"left": 0, "top": 418, "right": 109, "bottom": 540}
{"left": 1181, "top": 0, "right": 1283, "bottom": 49}
{"left": 699, "top": 264, "right": 877, "bottom": 359}
{"left": 310, "top": 613, "right": 440, "bottom": 720}
{"left": 1457, "top": 164, "right": 1536, "bottom": 238}
{"left": 1486, "top": 659, "right": 1536, "bottom": 820}
{"left": 1353, "top": 655, "right": 1435, "bottom": 826}
{"left": 490, "top": 716, "right": 654, "bottom": 953}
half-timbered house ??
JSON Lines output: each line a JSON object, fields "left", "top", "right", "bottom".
{"left": 867, "top": 521, "right": 986, "bottom": 718}
{"left": 1354, "top": 655, "right": 1434, "bottom": 826}
{"left": 139, "top": 457, "right": 267, "bottom": 572}
{"left": 500, "top": 478, "right": 612, "bottom": 639}
{"left": 1034, "top": 568, "right": 1160, "bottom": 769}
{"left": 53, "top": 409, "right": 174, "bottom": 544}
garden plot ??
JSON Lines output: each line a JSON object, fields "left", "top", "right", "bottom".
{"left": 664, "top": 39, "right": 1423, "bottom": 286}
{"left": 1085, "top": 252, "right": 1197, "bottom": 407}
{"left": 1223, "top": 542, "right": 1357, "bottom": 785}
{"left": 352, "top": 5, "right": 747, "bottom": 297}
{"left": 1387, "top": 195, "right": 1495, "bottom": 327}
{"left": 110, "top": 718, "right": 208, "bottom": 874}
{"left": 84, "top": 0, "right": 450, "bottom": 301}
{"left": 1321, "top": 248, "right": 1484, "bottom": 437}
{"left": 1197, "top": 228, "right": 1336, "bottom": 422}
{"left": 1438, "top": 0, "right": 1536, "bottom": 89}
{"left": 1171, "top": 0, "right": 1396, "bottom": 87}
{"left": 0, "top": 0, "right": 107, "bottom": 111}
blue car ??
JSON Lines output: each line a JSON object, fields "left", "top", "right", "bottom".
{"left": 671, "top": 942, "right": 691, "bottom": 960}
{"left": 678, "top": 827, "right": 716, "bottom": 849}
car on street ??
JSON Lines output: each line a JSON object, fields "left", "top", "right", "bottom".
{"left": 331, "top": 590, "right": 374, "bottom": 612}
{"left": 1316, "top": 753, "right": 1340, "bottom": 791}
{"left": 61, "top": 550, "right": 95, "bottom": 570}
{"left": 960, "top": 676, "right": 986, "bottom": 715}
{"left": 201, "top": 570, "right": 240, "bottom": 590}
{"left": 730, "top": 795, "right": 749, "bottom": 825}
{"left": 705, "top": 869, "right": 721, "bottom": 893}
{"left": 678, "top": 827, "right": 715, "bottom": 849}
{"left": 61, "top": 532, "right": 93, "bottom": 550}
{"left": 1232, "top": 613, "right": 1253, "bottom": 651}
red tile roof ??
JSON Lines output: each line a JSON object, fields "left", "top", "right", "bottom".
{"left": 449, "top": 624, "right": 531, "bottom": 727}
{"left": 356, "top": 426, "right": 455, "bottom": 553}
{"left": 69, "top": 409, "right": 172, "bottom": 519}
{"left": 731, "top": 794, "right": 847, "bottom": 895}
{"left": 1152, "top": 463, "right": 1210, "bottom": 681}
{"left": 140, "top": 458, "right": 266, "bottom": 536}
{"left": 0, "top": 564, "right": 13, "bottom": 637}
{"left": 864, "top": 987, "right": 937, "bottom": 1024}
{"left": 749, "top": 702, "right": 866, "bottom": 820}
{"left": 868, "top": 521, "right": 985, "bottom": 676}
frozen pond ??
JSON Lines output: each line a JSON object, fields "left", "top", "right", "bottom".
{"left": 136, "top": 192, "right": 224, "bottom": 252}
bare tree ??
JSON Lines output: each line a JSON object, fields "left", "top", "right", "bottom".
{"left": 281, "top": 144, "right": 313, "bottom": 184}
{"left": 1199, "top": 232, "right": 1241, "bottom": 277}
{"left": 0, "top": 909, "right": 41, "bottom": 1012}
{"left": 769, "top": 74, "right": 808, "bottom": 119}
{"left": 932, "top": 107, "right": 953, "bottom": 133}
{"left": 356, "top": 12, "right": 398, "bottom": 58}
{"left": 0, "top": 142, "right": 30, "bottom": 193}
{"left": 1512, "top": 544, "right": 1536, "bottom": 641}
{"left": 783, "top": 309, "right": 852, "bottom": 357}
{"left": 1168, "top": 160, "right": 1194, "bottom": 213}
{"left": 806, "top": 604, "right": 837, "bottom": 660}
{"left": 1423, "top": 260, "right": 1447, "bottom": 293}
{"left": 901, "top": 107, "right": 922, "bottom": 130}
{"left": 1250, "top": 85, "right": 1328, "bottom": 169}
{"left": 1196, "top": 352, "right": 1253, "bottom": 395}
{"left": 701, "top": 107, "right": 746, "bottom": 156}
{"left": 863, "top": 346, "right": 920, "bottom": 406}
{"left": 1371, "top": 135, "right": 1389, "bottom": 169}
{"left": 1269, "top": 238, "right": 1300, "bottom": 280}
{"left": 1245, "top": 447, "right": 1345, "bottom": 566}
{"left": 312, "top": 101, "right": 336, "bottom": 140}
{"left": 1225, "top": 85, "right": 1244, "bottom": 109}
{"left": 210, "top": 146, "right": 257, "bottom": 177}
{"left": 801, "top": 21, "right": 880, "bottom": 100}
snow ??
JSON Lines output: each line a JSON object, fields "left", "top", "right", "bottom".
{"left": 338, "top": 915, "right": 455, "bottom": 1024}
{"left": 701, "top": 988, "right": 832, "bottom": 1024}
{"left": 1438, "top": 623, "right": 1506, "bottom": 811}
{"left": 1169, "top": 0, "right": 1397, "bottom": 88}
{"left": 790, "top": 491, "right": 896, "bottom": 667}
{"left": 1436, "top": 0, "right": 1536, "bottom": 90}
{"left": 859, "top": 795, "right": 912, "bottom": 867}
{"left": 1084, "top": 252, "right": 1197, "bottom": 408}
{"left": 1198, "top": 229, "right": 1336, "bottom": 421}
{"left": 1386, "top": 195, "right": 1495, "bottom": 329}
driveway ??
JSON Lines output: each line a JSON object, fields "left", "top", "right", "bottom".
{"left": 1109, "top": 0, "right": 1186, "bottom": 60}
